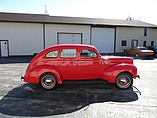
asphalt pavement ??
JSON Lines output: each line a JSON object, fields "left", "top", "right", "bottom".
{"left": 0, "top": 57, "right": 157, "bottom": 118}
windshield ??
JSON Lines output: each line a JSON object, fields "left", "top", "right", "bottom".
{"left": 138, "top": 47, "right": 148, "bottom": 50}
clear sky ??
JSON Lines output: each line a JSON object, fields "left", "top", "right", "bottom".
{"left": 0, "top": 0, "right": 157, "bottom": 25}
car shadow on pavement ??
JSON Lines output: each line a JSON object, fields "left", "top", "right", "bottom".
{"left": 0, "top": 83, "right": 139, "bottom": 117}
{"left": 133, "top": 56, "right": 155, "bottom": 60}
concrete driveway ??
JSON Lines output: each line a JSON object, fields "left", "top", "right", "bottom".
{"left": 0, "top": 57, "right": 157, "bottom": 118}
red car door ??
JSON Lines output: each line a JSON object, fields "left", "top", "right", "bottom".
{"left": 78, "top": 49, "right": 102, "bottom": 80}
{"left": 58, "top": 49, "right": 78, "bottom": 80}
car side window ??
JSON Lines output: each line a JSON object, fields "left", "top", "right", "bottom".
{"left": 80, "top": 50, "right": 97, "bottom": 58}
{"left": 131, "top": 47, "right": 136, "bottom": 50}
{"left": 46, "top": 50, "right": 58, "bottom": 58}
{"left": 61, "top": 49, "right": 76, "bottom": 58}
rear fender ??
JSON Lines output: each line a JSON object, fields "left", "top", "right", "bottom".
{"left": 24, "top": 65, "right": 62, "bottom": 84}
{"left": 103, "top": 64, "right": 137, "bottom": 83}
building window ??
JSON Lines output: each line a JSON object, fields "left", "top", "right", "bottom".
{"left": 143, "top": 41, "right": 146, "bottom": 47}
{"left": 61, "top": 49, "right": 76, "bottom": 58}
{"left": 144, "top": 28, "right": 147, "bottom": 36}
{"left": 121, "top": 40, "right": 127, "bottom": 46}
{"left": 151, "top": 41, "right": 154, "bottom": 46}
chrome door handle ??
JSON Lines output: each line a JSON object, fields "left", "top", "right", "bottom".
{"left": 79, "top": 61, "right": 85, "bottom": 64}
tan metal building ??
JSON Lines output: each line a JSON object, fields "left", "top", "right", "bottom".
{"left": 0, "top": 12, "right": 157, "bottom": 57}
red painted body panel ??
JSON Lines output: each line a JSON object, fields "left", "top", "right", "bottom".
{"left": 23, "top": 44, "right": 138, "bottom": 85}
{"left": 24, "top": 65, "right": 62, "bottom": 84}
{"left": 103, "top": 63, "right": 137, "bottom": 83}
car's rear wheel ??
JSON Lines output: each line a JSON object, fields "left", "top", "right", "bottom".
{"left": 116, "top": 73, "right": 133, "bottom": 89}
{"left": 40, "top": 73, "right": 57, "bottom": 90}
{"left": 135, "top": 53, "right": 139, "bottom": 58}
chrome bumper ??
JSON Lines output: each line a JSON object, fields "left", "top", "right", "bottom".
{"left": 136, "top": 75, "right": 140, "bottom": 79}
{"left": 21, "top": 76, "right": 24, "bottom": 81}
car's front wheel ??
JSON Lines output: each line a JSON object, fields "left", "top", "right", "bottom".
{"left": 40, "top": 73, "right": 57, "bottom": 90}
{"left": 116, "top": 73, "right": 133, "bottom": 89}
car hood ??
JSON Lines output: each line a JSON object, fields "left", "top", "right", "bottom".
{"left": 101, "top": 56, "right": 133, "bottom": 65}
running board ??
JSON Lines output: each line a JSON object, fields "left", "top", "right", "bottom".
{"left": 62, "top": 79, "right": 108, "bottom": 84}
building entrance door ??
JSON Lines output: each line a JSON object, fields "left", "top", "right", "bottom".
{"left": 0, "top": 41, "right": 9, "bottom": 57}
{"left": 131, "top": 40, "right": 138, "bottom": 48}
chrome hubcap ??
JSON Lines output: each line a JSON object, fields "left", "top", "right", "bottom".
{"left": 46, "top": 78, "right": 52, "bottom": 83}
{"left": 41, "top": 74, "right": 56, "bottom": 89}
{"left": 116, "top": 74, "right": 133, "bottom": 89}
{"left": 120, "top": 78, "right": 127, "bottom": 84}
{"left": 117, "top": 75, "right": 130, "bottom": 88}
{"left": 43, "top": 76, "right": 54, "bottom": 87}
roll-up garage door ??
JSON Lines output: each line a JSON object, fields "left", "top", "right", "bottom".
{"left": 91, "top": 28, "right": 115, "bottom": 53}
{"left": 58, "top": 33, "right": 82, "bottom": 44}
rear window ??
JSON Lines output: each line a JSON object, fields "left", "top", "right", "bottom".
{"left": 61, "top": 49, "right": 76, "bottom": 58}
{"left": 46, "top": 50, "right": 58, "bottom": 58}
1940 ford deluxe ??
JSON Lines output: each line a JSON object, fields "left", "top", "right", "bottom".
{"left": 22, "top": 44, "right": 139, "bottom": 90}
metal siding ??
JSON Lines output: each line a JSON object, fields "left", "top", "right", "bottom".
{"left": 45, "top": 24, "right": 90, "bottom": 48}
{"left": 0, "top": 22, "right": 43, "bottom": 55}
{"left": 91, "top": 27, "right": 115, "bottom": 53}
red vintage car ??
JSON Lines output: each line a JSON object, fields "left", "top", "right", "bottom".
{"left": 22, "top": 44, "right": 139, "bottom": 90}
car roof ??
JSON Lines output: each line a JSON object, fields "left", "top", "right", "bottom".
{"left": 137, "top": 46, "right": 147, "bottom": 48}
{"left": 47, "top": 44, "right": 96, "bottom": 49}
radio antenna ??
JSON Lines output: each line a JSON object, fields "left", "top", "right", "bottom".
{"left": 44, "top": 5, "right": 48, "bottom": 14}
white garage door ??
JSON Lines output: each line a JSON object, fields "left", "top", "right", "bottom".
{"left": 91, "top": 28, "right": 115, "bottom": 53}
{"left": 58, "top": 33, "right": 82, "bottom": 44}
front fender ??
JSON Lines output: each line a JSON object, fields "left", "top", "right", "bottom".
{"left": 24, "top": 65, "right": 62, "bottom": 84}
{"left": 103, "top": 64, "right": 137, "bottom": 83}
